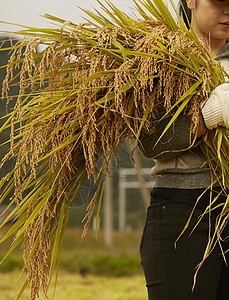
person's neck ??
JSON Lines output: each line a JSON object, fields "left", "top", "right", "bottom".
{"left": 192, "top": 25, "right": 226, "bottom": 57}
{"left": 198, "top": 35, "right": 226, "bottom": 57}
{"left": 204, "top": 39, "right": 226, "bottom": 58}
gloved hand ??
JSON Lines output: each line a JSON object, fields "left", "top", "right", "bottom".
{"left": 201, "top": 83, "right": 229, "bottom": 130}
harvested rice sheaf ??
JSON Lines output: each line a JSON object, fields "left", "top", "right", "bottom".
{"left": 0, "top": 1, "right": 228, "bottom": 299}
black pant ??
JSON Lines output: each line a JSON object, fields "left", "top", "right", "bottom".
{"left": 140, "top": 188, "right": 229, "bottom": 300}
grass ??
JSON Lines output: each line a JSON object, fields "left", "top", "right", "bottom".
{"left": 61, "top": 229, "right": 143, "bottom": 276}
{"left": 0, "top": 271, "right": 147, "bottom": 300}
{"left": 0, "top": 227, "right": 146, "bottom": 298}
{"left": 0, "top": 227, "right": 143, "bottom": 271}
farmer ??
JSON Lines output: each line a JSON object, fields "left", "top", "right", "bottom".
{"left": 139, "top": 0, "right": 229, "bottom": 299}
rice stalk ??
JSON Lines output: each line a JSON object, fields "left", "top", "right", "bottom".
{"left": 0, "top": 0, "right": 228, "bottom": 298}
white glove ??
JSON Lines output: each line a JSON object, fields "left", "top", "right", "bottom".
{"left": 201, "top": 83, "right": 229, "bottom": 129}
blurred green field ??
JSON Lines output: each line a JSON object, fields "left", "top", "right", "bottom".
{"left": 0, "top": 227, "right": 147, "bottom": 299}
{"left": 0, "top": 271, "right": 147, "bottom": 300}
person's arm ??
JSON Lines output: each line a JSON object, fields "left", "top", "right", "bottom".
{"left": 139, "top": 114, "right": 195, "bottom": 160}
{"left": 201, "top": 83, "right": 229, "bottom": 129}
{"left": 139, "top": 82, "right": 229, "bottom": 160}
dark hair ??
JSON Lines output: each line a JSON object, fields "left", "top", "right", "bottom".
{"left": 179, "top": 0, "right": 192, "bottom": 29}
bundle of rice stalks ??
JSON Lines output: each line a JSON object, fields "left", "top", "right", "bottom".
{"left": 0, "top": 0, "right": 228, "bottom": 298}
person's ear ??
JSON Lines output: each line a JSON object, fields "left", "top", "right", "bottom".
{"left": 186, "top": 0, "right": 195, "bottom": 9}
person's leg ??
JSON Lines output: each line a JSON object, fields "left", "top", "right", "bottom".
{"left": 216, "top": 262, "right": 229, "bottom": 300}
{"left": 140, "top": 202, "right": 169, "bottom": 299}
{"left": 215, "top": 225, "right": 229, "bottom": 300}
{"left": 140, "top": 198, "right": 224, "bottom": 300}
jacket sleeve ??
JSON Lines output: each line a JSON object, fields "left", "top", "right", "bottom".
{"left": 138, "top": 114, "right": 193, "bottom": 160}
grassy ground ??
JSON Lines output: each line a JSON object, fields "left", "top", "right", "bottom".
{"left": 0, "top": 271, "right": 147, "bottom": 300}
{"left": 60, "top": 229, "right": 143, "bottom": 276}
{"left": 0, "top": 227, "right": 147, "bottom": 299}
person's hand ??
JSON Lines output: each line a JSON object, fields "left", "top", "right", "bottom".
{"left": 201, "top": 83, "right": 229, "bottom": 129}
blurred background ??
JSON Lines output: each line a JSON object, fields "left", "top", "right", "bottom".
{"left": 0, "top": 1, "right": 175, "bottom": 299}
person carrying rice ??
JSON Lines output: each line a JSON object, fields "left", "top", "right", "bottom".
{"left": 139, "top": 0, "right": 229, "bottom": 299}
